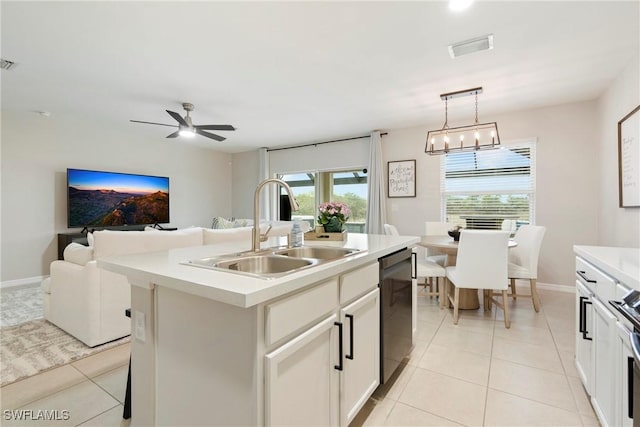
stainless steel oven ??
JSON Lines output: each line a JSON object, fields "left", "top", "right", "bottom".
{"left": 378, "top": 247, "right": 413, "bottom": 384}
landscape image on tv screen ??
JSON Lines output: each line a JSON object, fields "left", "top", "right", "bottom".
{"left": 67, "top": 169, "right": 169, "bottom": 228}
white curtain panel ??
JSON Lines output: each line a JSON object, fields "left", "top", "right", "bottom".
{"left": 366, "top": 131, "right": 387, "bottom": 234}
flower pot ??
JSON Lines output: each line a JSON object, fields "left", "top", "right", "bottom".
{"left": 323, "top": 217, "right": 344, "bottom": 233}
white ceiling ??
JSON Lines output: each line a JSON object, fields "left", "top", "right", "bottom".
{"left": 2, "top": 1, "right": 638, "bottom": 153}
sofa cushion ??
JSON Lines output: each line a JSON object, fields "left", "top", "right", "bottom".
{"left": 93, "top": 227, "right": 203, "bottom": 259}
{"left": 87, "top": 232, "right": 94, "bottom": 246}
{"left": 63, "top": 242, "right": 94, "bottom": 266}
{"left": 203, "top": 227, "right": 253, "bottom": 245}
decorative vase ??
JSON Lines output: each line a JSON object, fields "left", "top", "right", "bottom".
{"left": 323, "top": 217, "right": 343, "bottom": 233}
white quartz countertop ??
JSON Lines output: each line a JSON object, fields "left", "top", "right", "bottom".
{"left": 99, "top": 233, "right": 419, "bottom": 308}
{"left": 574, "top": 245, "right": 640, "bottom": 290}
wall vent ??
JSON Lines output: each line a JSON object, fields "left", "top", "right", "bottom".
{"left": 448, "top": 34, "right": 494, "bottom": 58}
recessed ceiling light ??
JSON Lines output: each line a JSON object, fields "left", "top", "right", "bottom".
{"left": 449, "top": 0, "right": 473, "bottom": 11}
{"left": 448, "top": 34, "right": 494, "bottom": 58}
{"left": 0, "top": 58, "right": 16, "bottom": 70}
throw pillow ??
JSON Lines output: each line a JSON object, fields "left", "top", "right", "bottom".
{"left": 211, "top": 217, "right": 236, "bottom": 229}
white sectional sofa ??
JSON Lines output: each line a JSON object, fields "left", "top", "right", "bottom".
{"left": 42, "top": 224, "right": 292, "bottom": 347}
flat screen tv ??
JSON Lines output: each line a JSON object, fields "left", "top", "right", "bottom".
{"left": 67, "top": 168, "right": 170, "bottom": 228}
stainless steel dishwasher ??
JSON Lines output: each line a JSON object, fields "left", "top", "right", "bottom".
{"left": 378, "top": 247, "right": 413, "bottom": 384}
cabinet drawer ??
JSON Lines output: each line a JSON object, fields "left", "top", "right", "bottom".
{"left": 265, "top": 279, "right": 338, "bottom": 346}
{"left": 577, "top": 257, "right": 616, "bottom": 302}
{"left": 340, "top": 263, "right": 379, "bottom": 305}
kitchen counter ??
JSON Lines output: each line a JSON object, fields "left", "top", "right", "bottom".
{"left": 574, "top": 245, "right": 640, "bottom": 291}
{"left": 99, "top": 232, "right": 418, "bottom": 308}
{"left": 98, "top": 232, "right": 419, "bottom": 426}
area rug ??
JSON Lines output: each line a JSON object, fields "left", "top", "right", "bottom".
{"left": 0, "top": 283, "right": 43, "bottom": 328}
{"left": 1, "top": 319, "right": 130, "bottom": 386}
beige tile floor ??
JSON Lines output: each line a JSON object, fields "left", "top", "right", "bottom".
{"left": 353, "top": 285, "right": 600, "bottom": 427}
{"left": 1, "top": 286, "right": 596, "bottom": 427}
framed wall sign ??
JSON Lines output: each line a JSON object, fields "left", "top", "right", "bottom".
{"left": 388, "top": 159, "right": 416, "bottom": 198}
{"left": 618, "top": 105, "right": 640, "bottom": 208}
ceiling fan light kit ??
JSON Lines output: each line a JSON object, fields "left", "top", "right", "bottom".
{"left": 425, "top": 86, "right": 501, "bottom": 155}
{"left": 130, "top": 102, "right": 235, "bottom": 142}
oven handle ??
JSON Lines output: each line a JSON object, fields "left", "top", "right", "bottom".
{"left": 628, "top": 356, "right": 634, "bottom": 419}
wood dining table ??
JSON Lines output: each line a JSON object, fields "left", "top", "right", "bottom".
{"left": 417, "top": 235, "right": 517, "bottom": 310}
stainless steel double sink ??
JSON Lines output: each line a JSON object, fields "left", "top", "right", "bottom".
{"left": 182, "top": 245, "right": 361, "bottom": 279}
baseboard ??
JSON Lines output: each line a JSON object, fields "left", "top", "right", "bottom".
{"left": 536, "top": 281, "right": 575, "bottom": 293}
{"left": 1, "top": 275, "right": 48, "bottom": 289}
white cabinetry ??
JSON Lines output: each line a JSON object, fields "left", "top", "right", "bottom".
{"left": 592, "top": 297, "right": 617, "bottom": 427}
{"left": 265, "top": 314, "right": 340, "bottom": 427}
{"left": 575, "top": 251, "right": 636, "bottom": 427}
{"left": 615, "top": 321, "right": 634, "bottom": 427}
{"left": 575, "top": 280, "right": 594, "bottom": 394}
{"left": 340, "top": 289, "right": 379, "bottom": 426}
{"left": 264, "top": 263, "right": 380, "bottom": 427}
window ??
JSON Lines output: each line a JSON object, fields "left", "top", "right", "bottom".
{"left": 441, "top": 141, "right": 535, "bottom": 230}
{"left": 279, "top": 169, "right": 368, "bottom": 231}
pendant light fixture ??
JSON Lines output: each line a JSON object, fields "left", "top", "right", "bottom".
{"left": 425, "top": 87, "right": 500, "bottom": 155}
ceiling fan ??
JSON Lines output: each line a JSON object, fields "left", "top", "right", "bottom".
{"left": 130, "top": 103, "right": 235, "bottom": 142}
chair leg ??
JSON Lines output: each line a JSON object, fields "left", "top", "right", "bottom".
{"left": 453, "top": 287, "right": 460, "bottom": 325}
{"left": 502, "top": 290, "right": 511, "bottom": 329}
{"left": 530, "top": 279, "right": 541, "bottom": 312}
{"left": 510, "top": 278, "right": 517, "bottom": 300}
{"left": 442, "top": 278, "right": 448, "bottom": 309}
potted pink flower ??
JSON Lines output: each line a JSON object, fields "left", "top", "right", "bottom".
{"left": 317, "top": 202, "right": 351, "bottom": 232}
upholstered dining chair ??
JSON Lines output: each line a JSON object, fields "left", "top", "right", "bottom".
{"left": 507, "top": 225, "right": 547, "bottom": 312}
{"left": 445, "top": 230, "right": 511, "bottom": 328}
{"left": 383, "top": 224, "right": 445, "bottom": 301}
{"left": 383, "top": 223, "right": 399, "bottom": 236}
{"left": 424, "top": 222, "right": 455, "bottom": 266}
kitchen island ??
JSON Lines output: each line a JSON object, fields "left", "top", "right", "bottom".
{"left": 99, "top": 232, "right": 419, "bottom": 426}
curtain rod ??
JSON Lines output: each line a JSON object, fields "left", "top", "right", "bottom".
{"left": 266, "top": 132, "right": 388, "bottom": 152}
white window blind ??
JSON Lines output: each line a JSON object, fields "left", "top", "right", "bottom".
{"left": 441, "top": 141, "right": 536, "bottom": 230}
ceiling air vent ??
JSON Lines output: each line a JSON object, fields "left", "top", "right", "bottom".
{"left": 448, "top": 34, "right": 494, "bottom": 59}
{"left": 0, "top": 59, "right": 16, "bottom": 70}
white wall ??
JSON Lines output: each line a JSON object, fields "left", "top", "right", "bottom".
{"left": 232, "top": 101, "right": 600, "bottom": 286}
{"left": 596, "top": 55, "right": 640, "bottom": 248}
{"left": 383, "top": 100, "right": 600, "bottom": 287}
{"left": 1, "top": 110, "right": 233, "bottom": 282}
{"left": 231, "top": 149, "right": 260, "bottom": 219}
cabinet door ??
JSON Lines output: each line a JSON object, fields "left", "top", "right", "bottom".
{"left": 340, "top": 289, "right": 380, "bottom": 427}
{"left": 265, "top": 314, "right": 340, "bottom": 427}
{"left": 592, "top": 297, "right": 617, "bottom": 427}
{"left": 616, "top": 322, "right": 634, "bottom": 427}
{"left": 575, "top": 280, "right": 594, "bottom": 395}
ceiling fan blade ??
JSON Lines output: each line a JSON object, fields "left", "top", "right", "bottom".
{"left": 166, "top": 131, "right": 180, "bottom": 138}
{"left": 196, "top": 128, "right": 226, "bottom": 142}
{"left": 194, "top": 124, "right": 236, "bottom": 131}
{"left": 130, "top": 120, "right": 178, "bottom": 128}
{"left": 166, "top": 110, "right": 188, "bottom": 127}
